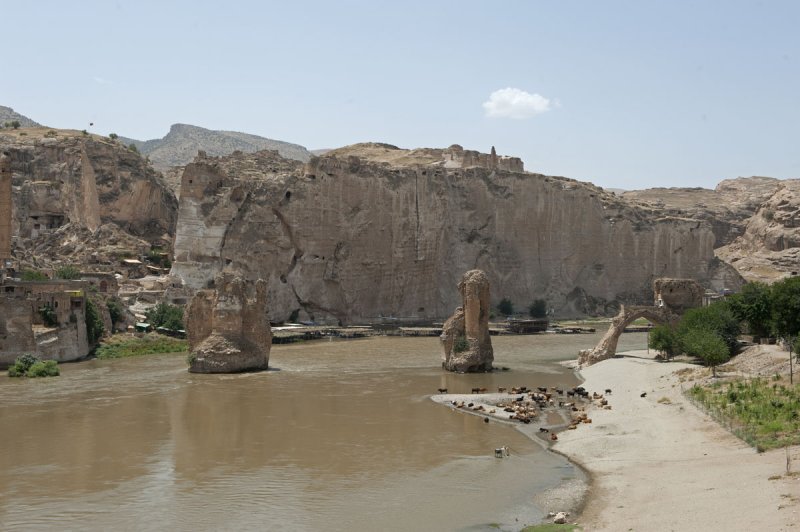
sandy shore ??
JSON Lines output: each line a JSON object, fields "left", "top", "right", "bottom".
{"left": 555, "top": 349, "right": 800, "bottom": 531}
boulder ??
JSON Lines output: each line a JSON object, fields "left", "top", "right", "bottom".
{"left": 186, "top": 272, "right": 270, "bottom": 373}
{"left": 441, "top": 269, "right": 493, "bottom": 372}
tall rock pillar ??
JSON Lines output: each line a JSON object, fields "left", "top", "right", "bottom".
{"left": 441, "top": 269, "right": 494, "bottom": 372}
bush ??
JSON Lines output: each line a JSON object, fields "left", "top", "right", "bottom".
{"left": 453, "top": 335, "right": 469, "bottom": 353}
{"left": 54, "top": 265, "right": 81, "bottom": 280}
{"left": 128, "top": 143, "right": 139, "bottom": 154}
{"left": 95, "top": 334, "right": 188, "bottom": 359}
{"left": 109, "top": 133, "right": 118, "bottom": 140}
{"left": 21, "top": 270, "right": 48, "bottom": 281}
{"left": 497, "top": 298, "right": 514, "bottom": 316}
{"left": 146, "top": 302, "right": 184, "bottom": 331}
{"left": 8, "top": 354, "right": 59, "bottom": 378}
{"left": 528, "top": 299, "right": 548, "bottom": 318}
{"left": 677, "top": 301, "right": 740, "bottom": 355}
{"left": 44, "top": 130, "right": 58, "bottom": 138}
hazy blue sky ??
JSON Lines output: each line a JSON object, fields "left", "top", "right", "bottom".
{"left": 3, "top": 0, "right": 798, "bottom": 190}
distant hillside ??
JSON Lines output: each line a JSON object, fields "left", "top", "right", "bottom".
{"left": 120, "top": 123, "right": 312, "bottom": 171}
{"left": 0, "top": 106, "right": 42, "bottom": 128}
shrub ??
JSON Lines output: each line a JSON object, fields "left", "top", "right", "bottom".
{"left": 95, "top": 334, "right": 188, "bottom": 359}
{"left": 109, "top": 133, "right": 118, "bottom": 140}
{"left": 54, "top": 265, "right": 81, "bottom": 280}
{"left": 146, "top": 302, "right": 184, "bottom": 331}
{"left": 649, "top": 324, "right": 679, "bottom": 358}
{"left": 497, "top": 298, "right": 514, "bottom": 316}
{"left": 528, "top": 299, "right": 548, "bottom": 318}
{"left": 453, "top": 335, "right": 469, "bottom": 353}
{"left": 21, "top": 270, "right": 48, "bottom": 281}
{"left": 8, "top": 354, "right": 59, "bottom": 378}
{"left": 44, "top": 130, "right": 58, "bottom": 138}
{"left": 128, "top": 143, "right": 139, "bottom": 154}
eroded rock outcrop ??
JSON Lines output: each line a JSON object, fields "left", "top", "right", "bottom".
{"left": 185, "top": 272, "right": 270, "bottom": 373}
{"left": 171, "top": 144, "right": 738, "bottom": 323}
{"left": 440, "top": 270, "right": 493, "bottom": 372}
{"left": 0, "top": 128, "right": 178, "bottom": 268}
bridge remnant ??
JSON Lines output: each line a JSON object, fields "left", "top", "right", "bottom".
{"left": 578, "top": 278, "right": 704, "bottom": 366}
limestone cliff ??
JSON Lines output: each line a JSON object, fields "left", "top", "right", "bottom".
{"left": 172, "top": 144, "right": 741, "bottom": 323}
{"left": 0, "top": 128, "right": 178, "bottom": 266}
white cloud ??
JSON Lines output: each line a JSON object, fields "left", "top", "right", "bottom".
{"left": 482, "top": 88, "right": 552, "bottom": 119}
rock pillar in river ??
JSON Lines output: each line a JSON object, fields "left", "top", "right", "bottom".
{"left": 186, "top": 272, "right": 271, "bottom": 373}
{"left": 441, "top": 269, "right": 493, "bottom": 372}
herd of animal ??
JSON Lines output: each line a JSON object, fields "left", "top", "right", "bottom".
{"left": 437, "top": 384, "right": 620, "bottom": 441}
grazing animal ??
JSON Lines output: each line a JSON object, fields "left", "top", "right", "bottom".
{"left": 479, "top": 387, "right": 488, "bottom": 393}
{"left": 437, "top": 388, "right": 448, "bottom": 394}
{"left": 555, "top": 388, "right": 564, "bottom": 395}
{"left": 484, "top": 417, "right": 489, "bottom": 424}
{"left": 467, "top": 402, "right": 474, "bottom": 408}
{"left": 537, "top": 386, "right": 547, "bottom": 393}
{"left": 640, "top": 392, "right": 647, "bottom": 398}
{"left": 566, "top": 390, "right": 576, "bottom": 397}
{"left": 550, "top": 433, "right": 558, "bottom": 441}
{"left": 498, "top": 387, "right": 507, "bottom": 393}
{"left": 471, "top": 388, "right": 481, "bottom": 394}
{"left": 539, "top": 427, "right": 550, "bottom": 433}
{"left": 605, "top": 388, "right": 612, "bottom": 395}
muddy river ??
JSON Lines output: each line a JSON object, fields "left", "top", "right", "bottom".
{"left": 0, "top": 332, "right": 647, "bottom": 531}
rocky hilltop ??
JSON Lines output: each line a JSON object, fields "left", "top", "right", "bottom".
{"left": 0, "top": 106, "right": 42, "bottom": 128}
{"left": 171, "top": 143, "right": 741, "bottom": 324}
{"left": 0, "top": 127, "right": 178, "bottom": 268}
{"left": 625, "top": 177, "right": 800, "bottom": 282}
{"left": 121, "top": 123, "right": 312, "bottom": 174}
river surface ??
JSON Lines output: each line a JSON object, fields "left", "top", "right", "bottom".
{"left": 0, "top": 331, "right": 647, "bottom": 531}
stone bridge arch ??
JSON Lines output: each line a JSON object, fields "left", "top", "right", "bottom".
{"left": 578, "top": 305, "right": 676, "bottom": 366}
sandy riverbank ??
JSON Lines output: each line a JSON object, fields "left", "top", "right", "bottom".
{"left": 555, "top": 349, "right": 800, "bottom": 531}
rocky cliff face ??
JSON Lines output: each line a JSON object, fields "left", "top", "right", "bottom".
{"left": 0, "top": 106, "right": 42, "bottom": 128}
{"left": 171, "top": 144, "right": 741, "bottom": 323}
{"left": 441, "top": 270, "right": 493, "bottom": 373}
{"left": 0, "top": 128, "right": 178, "bottom": 266}
{"left": 716, "top": 179, "right": 800, "bottom": 282}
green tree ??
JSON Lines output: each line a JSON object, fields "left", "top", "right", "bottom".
{"left": 727, "top": 282, "right": 772, "bottom": 338}
{"left": 85, "top": 298, "right": 105, "bottom": 344}
{"left": 10, "top": 120, "right": 21, "bottom": 129}
{"left": 677, "top": 301, "right": 740, "bottom": 356}
{"left": 54, "top": 265, "right": 81, "bottom": 280}
{"left": 107, "top": 299, "right": 124, "bottom": 328}
{"left": 39, "top": 303, "right": 58, "bottom": 327}
{"left": 649, "top": 324, "right": 679, "bottom": 359}
{"left": 109, "top": 133, "right": 118, "bottom": 140}
{"left": 497, "top": 297, "right": 514, "bottom": 316}
{"left": 770, "top": 276, "right": 800, "bottom": 339}
{"left": 146, "top": 302, "right": 184, "bottom": 331}
{"left": 528, "top": 299, "right": 548, "bottom": 318}
{"left": 681, "top": 328, "right": 730, "bottom": 377}
{"left": 128, "top": 143, "right": 139, "bottom": 153}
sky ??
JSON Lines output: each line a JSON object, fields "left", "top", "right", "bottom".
{"left": 3, "top": 0, "right": 799, "bottom": 190}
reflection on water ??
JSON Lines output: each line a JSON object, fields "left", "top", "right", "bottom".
{"left": 0, "top": 332, "right": 647, "bottom": 531}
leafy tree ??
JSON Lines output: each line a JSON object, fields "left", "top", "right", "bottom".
{"left": 21, "top": 270, "right": 48, "bottom": 281}
{"left": 528, "top": 299, "right": 548, "bottom": 318}
{"left": 727, "top": 282, "right": 772, "bottom": 338}
{"left": 497, "top": 297, "right": 514, "bottom": 316}
{"left": 770, "top": 276, "right": 800, "bottom": 339}
{"left": 107, "top": 299, "right": 124, "bottom": 328}
{"left": 109, "top": 133, "right": 118, "bottom": 140}
{"left": 681, "top": 328, "right": 730, "bottom": 377}
{"left": 39, "top": 303, "right": 58, "bottom": 327}
{"left": 649, "top": 324, "right": 679, "bottom": 359}
{"left": 9, "top": 120, "right": 21, "bottom": 129}
{"left": 54, "top": 265, "right": 81, "bottom": 280}
{"left": 677, "top": 301, "right": 740, "bottom": 356}
{"left": 146, "top": 302, "right": 184, "bottom": 330}
{"left": 128, "top": 143, "right": 139, "bottom": 153}
{"left": 85, "top": 298, "right": 105, "bottom": 344}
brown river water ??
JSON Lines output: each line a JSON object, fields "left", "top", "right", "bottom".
{"left": 0, "top": 332, "right": 647, "bottom": 531}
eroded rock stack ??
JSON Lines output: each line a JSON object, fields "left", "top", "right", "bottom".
{"left": 185, "top": 272, "right": 271, "bottom": 373}
{"left": 441, "top": 269, "right": 493, "bottom": 372}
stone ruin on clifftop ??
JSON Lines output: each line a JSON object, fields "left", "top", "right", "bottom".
{"left": 441, "top": 269, "right": 494, "bottom": 372}
{"left": 185, "top": 272, "right": 271, "bottom": 373}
